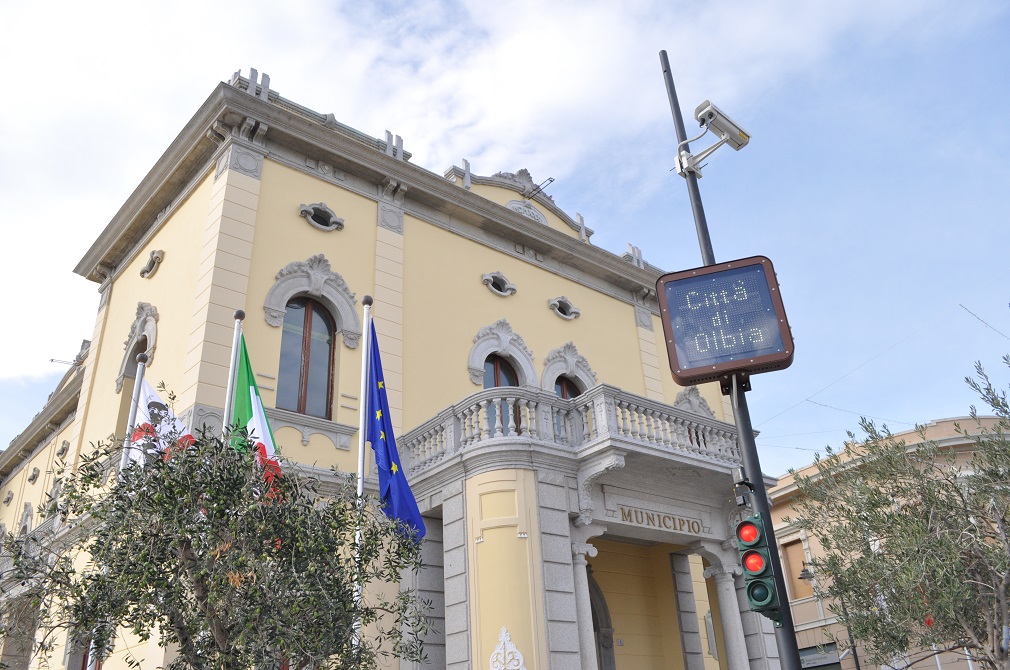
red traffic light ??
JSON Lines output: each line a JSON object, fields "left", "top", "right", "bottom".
{"left": 737, "top": 522, "right": 759, "bottom": 545}
{"left": 743, "top": 550, "right": 766, "bottom": 574}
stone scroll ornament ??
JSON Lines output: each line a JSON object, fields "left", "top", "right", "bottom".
{"left": 490, "top": 627, "right": 527, "bottom": 670}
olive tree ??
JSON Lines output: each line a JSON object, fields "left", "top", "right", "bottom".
{"left": 0, "top": 431, "right": 427, "bottom": 670}
{"left": 790, "top": 357, "right": 1010, "bottom": 670}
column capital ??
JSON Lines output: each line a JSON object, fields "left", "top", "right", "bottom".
{"left": 703, "top": 563, "right": 742, "bottom": 579}
{"left": 688, "top": 538, "right": 739, "bottom": 570}
{"left": 572, "top": 542, "right": 599, "bottom": 564}
{"left": 570, "top": 520, "right": 607, "bottom": 546}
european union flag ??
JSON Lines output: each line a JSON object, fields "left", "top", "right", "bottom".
{"left": 365, "top": 325, "right": 426, "bottom": 539}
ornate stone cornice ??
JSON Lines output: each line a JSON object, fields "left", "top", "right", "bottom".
{"left": 74, "top": 82, "right": 657, "bottom": 314}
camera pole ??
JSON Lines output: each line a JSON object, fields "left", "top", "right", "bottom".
{"left": 659, "top": 49, "right": 802, "bottom": 670}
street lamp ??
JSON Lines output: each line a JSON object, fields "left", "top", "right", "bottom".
{"left": 799, "top": 563, "right": 862, "bottom": 670}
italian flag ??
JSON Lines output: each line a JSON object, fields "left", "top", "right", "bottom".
{"left": 232, "top": 335, "right": 282, "bottom": 488}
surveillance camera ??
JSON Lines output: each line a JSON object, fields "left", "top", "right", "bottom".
{"left": 694, "top": 100, "right": 750, "bottom": 151}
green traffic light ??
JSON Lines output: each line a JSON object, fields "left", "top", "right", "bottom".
{"left": 748, "top": 581, "right": 772, "bottom": 606}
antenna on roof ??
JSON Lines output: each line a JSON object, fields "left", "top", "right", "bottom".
{"left": 526, "top": 177, "right": 554, "bottom": 200}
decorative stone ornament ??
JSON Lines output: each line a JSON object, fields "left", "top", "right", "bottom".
{"left": 548, "top": 296, "right": 580, "bottom": 320}
{"left": 116, "top": 303, "right": 158, "bottom": 393}
{"left": 505, "top": 200, "right": 548, "bottom": 226}
{"left": 27, "top": 468, "right": 40, "bottom": 484}
{"left": 3, "top": 491, "right": 12, "bottom": 506}
{"left": 541, "top": 342, "right": 597, "bottom": 392}
{"left": 298, "top": 202, "right": 344, "bottom": 231}
{"left": 263, "top": 255, "right": 361, "bottom": 348}
{"left": 139, "top": 249, "right": 165, "bottom": 278}
{"left": 490, "top": 627, "right": 527, "bottom": 670}
{"left": 482, "top": 271, "right": 517, "bottom": 297}
{"left": 56, "top": 441, "right": 70, "bottom": 458}
{"left": 674, "top": 386, "right": 715, "bottom": 419}
{"left": 468, "top": 319, "right": 537, "bottom": 387}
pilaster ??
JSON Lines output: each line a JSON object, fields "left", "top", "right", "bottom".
{"left": 372, "top": 224, "right": 404, "bottom": 435}
{"left": 538, "top": 471, "right": 581, "bottom": 670}
{"left": 671, "top": 553, "right": 707, "bottom": 670}
{"left": 179, "top": 144, "right": 261, "bottom": 413}
{"left": 441, "top": 480, "right": 470, "bottom": 670}
{"left": 634, "top": 305, "right": 665, "bottom": 401}
{"left": 466, "top": 469, "right": 549, "bottom": 670}
{"left": 403, "top": 518, "right": 445, "bottom": 670}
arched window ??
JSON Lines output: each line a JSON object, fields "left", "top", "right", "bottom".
{"left": 276, "top": 297, "right": 335, "bottom": 419}
{"left": 484, "top": 354, "right": 518, "bottom": 389}
{"left": 554, "top": 376, "right": 582, "bottom": 400}
{"left": 484, "top": 354, "right": 519, "bottom": 435}
{"left": 553, "top": 376, "right": 582, "bottom": 439}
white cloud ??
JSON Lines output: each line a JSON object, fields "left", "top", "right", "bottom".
{"left": 0, "top": 0, "right": 1004, "bottom": 386}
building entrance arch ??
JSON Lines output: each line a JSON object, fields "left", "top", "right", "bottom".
{"left": 588, "top": 566, "right": 616, "bottom": 670}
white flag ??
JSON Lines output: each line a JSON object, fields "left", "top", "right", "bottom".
{"left": 129, "top": 379, "right": 194, "bottom": 463}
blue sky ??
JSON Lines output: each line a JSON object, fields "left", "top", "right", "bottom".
{"left": 1, "top": 1, "right": 1008, "bottom": 476}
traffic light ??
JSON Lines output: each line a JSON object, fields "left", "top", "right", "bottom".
{"left": 735, "top": 513, "right": 782, "bottom": 625}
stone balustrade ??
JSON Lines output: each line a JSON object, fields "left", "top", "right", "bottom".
{"left": 399, "top": 384, "right": 741, "bottom": 477}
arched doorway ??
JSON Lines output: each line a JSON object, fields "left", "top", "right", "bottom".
{"left": 588, "top": 566, "right": 616, "bottom": 670}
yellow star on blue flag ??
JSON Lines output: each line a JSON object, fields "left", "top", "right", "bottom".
{"left": 365, "top": 324, "right": 425, "bottom": 539}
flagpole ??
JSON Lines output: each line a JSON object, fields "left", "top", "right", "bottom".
{"left": 120, "top": 352, "right": 149, "bottom": 472}
{"left": 357, "top": 297, "right": 373, "bottom": 497}
{"left": 222, "top": 310, "right": 246, "bottom": 439}
{"left": 353, "top": 296, "right": 373, "bottom": 651}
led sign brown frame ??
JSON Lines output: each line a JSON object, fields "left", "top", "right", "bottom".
{"left": 656, "top": 255, "right": 794, "bottom": 387}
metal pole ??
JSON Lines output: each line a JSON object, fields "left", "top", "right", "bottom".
{"left": 659, "top": 50, "right": 802, "bottom": 670}
{"left": 357, "top": 296, "right": 373, "bottom": 499}
{"left": 659, "top": 50, "right": 716, "bottom": 267}
{"left": 731, "top": 374, "right": 802, "bottom": 670}
{"left": 353, "top": 295, "right": 374, "bottom": 652}
{"left": 120, "top": 352, "right": 149, "bottom": 472}
{"left": 222, "top": 310, "right": 246, "bottom": 438}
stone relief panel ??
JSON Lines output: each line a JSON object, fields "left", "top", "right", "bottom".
{"left": 215, "top": 143, "right": 264, "bottom": 180}
{"left": 634, "top": 304, "right": 654, "bottom": 331}
{"left": 378, "top": 177, "right": 408, "bottom": 234}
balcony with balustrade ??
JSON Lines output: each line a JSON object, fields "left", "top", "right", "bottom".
{"left": 399, "top": 383, "right": 742, "bottom": 497}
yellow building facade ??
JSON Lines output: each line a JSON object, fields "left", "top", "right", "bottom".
{"left": 1, "top": 70, "right": 784, "bottom": 670}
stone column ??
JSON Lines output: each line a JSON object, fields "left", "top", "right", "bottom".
{"left": 572, "top": 541, "right": 599, "bottom": 670}
{"left": 704, "top": 563, "right": 750, "bottom": 670}
{"left": 570, "top": 521, "right": 606, "bottom": 670}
